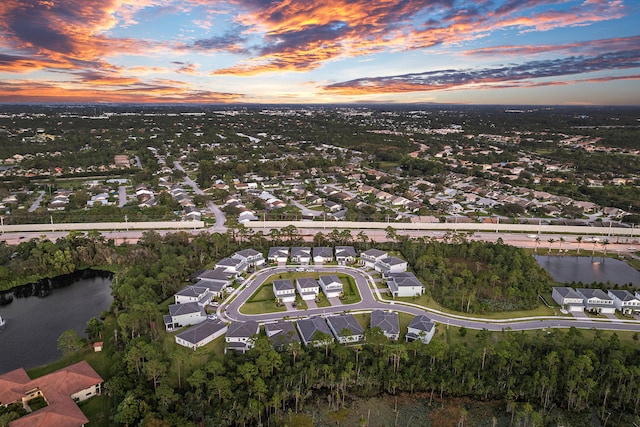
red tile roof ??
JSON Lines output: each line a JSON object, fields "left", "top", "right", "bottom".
{"left": 0, "top": 360, "right": 103, "bottom": 427}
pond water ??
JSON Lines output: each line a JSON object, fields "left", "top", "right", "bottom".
{"left": 535, "top": 255, "right": 640, "bottom": 286}
{"left": 0, "top": 275, "right": 112, "bottom": 374}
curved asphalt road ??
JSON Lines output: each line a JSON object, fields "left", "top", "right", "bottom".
{"left": 219, "top": 266, "right": 640, "bottom": 333}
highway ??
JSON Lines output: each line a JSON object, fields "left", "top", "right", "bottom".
{"left": 219, "top": 265, "right": 640, "bottom": 332}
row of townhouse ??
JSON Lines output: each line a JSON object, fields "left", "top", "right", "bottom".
{"left": 552, "top": 287, "right": 640, "bottom": 315}
{"left": 273, "top": 275, "right": 344, "bottom": 303}
{"left": 174, "top": 310, "right": 437, "bottom": 353}
{"left": 164, "top": 249, "right": 265, "bottom": 332}
{"left": 267, "top": 246, "right": 358, "bottom": 265}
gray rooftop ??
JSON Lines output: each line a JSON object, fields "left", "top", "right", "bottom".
{"left": 265, "top": 321, "right": 301, "bottom": 347}
{"left": 370, "top": 310, "right": 400, "bottom": 336}
{"left": 408, "top": 315, "right": 435, "bottom": 333}
{"left": 297, "top": 317, "right": 333, "bottom": 344}
{"left": 273, "top": 279, "right": 295, "bottom": 292}
{"left": 176, "top": 319, "right": 227, "bottom": 345}
{"left": 169, "top": 302, "right": 205, "bottom": 317}
{"left": 361, "top": 248, "right": 387, "bottom": 258}
{"left": 327, "top": 313, "right": 364, "bottom": 338}
{"left": 226, "top": 320, "right": 260, "bottom": 339}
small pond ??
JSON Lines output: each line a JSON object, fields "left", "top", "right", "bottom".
{"left": 535, "top": 255, "right": 640, "bottom": 286}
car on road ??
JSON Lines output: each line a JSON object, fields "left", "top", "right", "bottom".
{"left": 628, "top": 247, "right": 637, "bottom": 252}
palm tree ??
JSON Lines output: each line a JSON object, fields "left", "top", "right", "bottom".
{"left": 558, "top": 236, "right": 565, "bottom": 253}
{"left": 534, "top": 236, "right": 541, "bottom": 254}
{"left": 575, "top": 236, "right": 583, "bottom": 255}
{"left": 601, "top": 239, "right": 610, "bottom": 260}
{"left": 547, "top": 238, "right": 555, "bottom": 254}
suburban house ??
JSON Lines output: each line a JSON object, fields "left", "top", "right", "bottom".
{"left": 265, "top": 321, "right": 301, "bottom": 349}
{"left": 232, "top": 249, "right": 265, "bottom": 268}
{"left": 335, "top": 246, "right": 357, "bottom": 264}
{"left": 326, "top": 313, "right": 364, "bottom": 344}
{"left": 608, "top": 290, "right": 640, "bottom": 314}
{"left": 290, "top": 247, "right": 312, "bottom": 264}
{"left": 360, "top": 248, "right": 388, "bottom": 268}
{"left": 192, "top": 268, "right": 234, "bottom": 285}
{"left": 296, "top": 277, "right": 320, "bottom": 300}
{"left": 215, "top": 257, "right": 248, "bottom": 275}
{"left": 576, "top": 288, "right": 616, "bottom": 314}
{"left": 273, "top": 279, "right": 296, "bottom": 303}
{"left": 164, "top": 302, "right": 206, "bottom": 331}
{"left": 375, "top": 256, "right": 408, "bottom": 275}
{"left": 184, "top": 206, "right": 202, "bottom": 221}
{"left": 370, "top": 310, "right": 400, "bottom": 340}
{"left": 192, "top": 279, "right": 227, "bottom": 299}
{"left": 268, "top": 247, "right": 289, "bottom": 264}
{"left": 174, "top": 284, "right": 214, "bottom": 306}
{"left": 406, "top": 315, "right": 436, "bottom": 344}
{"left": 297, "top": 317, "right": 334, "bottom": 346}
{"left": 386, "top": 272, "right": 425, "bottom": 298}
{"left": 175, "top": 319, "right": 227, "bottom": 351}
{"left": 313, "top": 247, "right": 333, "bottom": 265}
{"left": 318, "top": 275, "right": 343, "bottom": 298}
{"left": 552, "top": 287, "right": 585, "bottom": 311}
{"left": 225, "top": 320, "right": 260, "bottom": 353}
{"left": 0, "top": 361, "right": 103, "bottom": 427}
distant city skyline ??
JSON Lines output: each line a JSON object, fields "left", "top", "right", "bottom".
{"left": 0, "top": 0, "right": 638, "bottom": 105}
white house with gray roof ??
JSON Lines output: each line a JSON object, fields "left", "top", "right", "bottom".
{"left": 360, "top": 249, "right": 388, "bottom": 268}
{"left": 318, "top": 275, "right": 343, "bottom": 298}
{"left": 376, "top": 256, "right": 408, "bottom": 275}
{"left": 174, "top": 285, "right": 214, "bottom": 306}
{"left": 608, "top": 290, "right": 640, "bottom": 314}
{"left": 273, "top": 279, "right": 296, "bottom": 303}
{"left": 313, "top": 247, "right": 333, "bottom": 264}
{"left": 268, "top": 247, "right": 289, "bottom": 264}
{"left": 215, "top": 257, "right": 247, "bottom": 275}
{"left": 290, "top": 247, "right": 312, "bottom": 264}
{"left": 175, "top": 319, "right": 227, "bottom": 351}
{"left": 225, "top": 320, "right": 260, "bottom": 353}
{"left": 233, "top": 249, "right": 265, "bottom": 267}
{"left": 326, "top": 313, "right": 364, "bottom": 344}
{"left": 370, "top": 310, "right": 400, "bottom": 340}
{"left": 386, "top": 272, "right": 424, "bottom": 297}
{"left": 552, "top": 287, "right": 584, "bottom": 311}
{"left": 164, "top": 302, "right": 206, "bottom": 331}
{"left": 297, "top": 317, "right": 334, "bottom": 346}
{"left": 335, "top": 246, "right": 357, "bottom": 264}
{"left": 296, "top": 277, "right": 320, "bottom": 300}
{"left": 576, "top": 288, "right": 615, "bottom": 314}
{"left": 406, "top": 315, "right": 436, "bottom": 344}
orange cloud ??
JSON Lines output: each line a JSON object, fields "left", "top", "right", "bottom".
{"left": 0, "top": 78, "right": 243, "bottom": 104}
{"left": 0, "top": 0, "right": 162, "bottom": 74}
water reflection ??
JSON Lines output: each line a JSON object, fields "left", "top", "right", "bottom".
{"left": 0, "top": 276, "right": 112, "bottom": 373}
{"left": 535, "top": 255, "right": 640, "bottom": 286}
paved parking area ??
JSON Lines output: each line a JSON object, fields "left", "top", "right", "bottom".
{"left": 571, "top": 310, "right": 588, "bottom": 318}
{"left": 306, "top": 299, "right": 318, "bottom": 309}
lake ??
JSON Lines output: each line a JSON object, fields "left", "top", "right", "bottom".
{"left": 535, "top": 255, "right": 640, "bottom": 286}
{"left": 0, "top": 275, "right": 113, "bottom": 374}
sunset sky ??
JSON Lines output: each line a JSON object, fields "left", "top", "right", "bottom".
{"left": 0, "top": 0, "right": 638, "bottom": 105}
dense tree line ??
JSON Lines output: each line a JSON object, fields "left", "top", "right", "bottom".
{"left": 396, "top": 234, "right": 553, "bottom": 313}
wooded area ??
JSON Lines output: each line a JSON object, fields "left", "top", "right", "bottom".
{"left": 1, "top": 231, "right": 639, "bottom": 426}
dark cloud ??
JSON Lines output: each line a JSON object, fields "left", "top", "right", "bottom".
{"left": 324, "top": 49, "right": 640, "bottom": 93}
{"left": 190, "top": 31, "right": 249, "bottom": 52}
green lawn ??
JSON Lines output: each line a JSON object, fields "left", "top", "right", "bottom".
{"left": 241, "top": 299, "right": 287, "bottom": 314}
{"left": 391, "top": 292, "right": 564, "bottom": 320}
